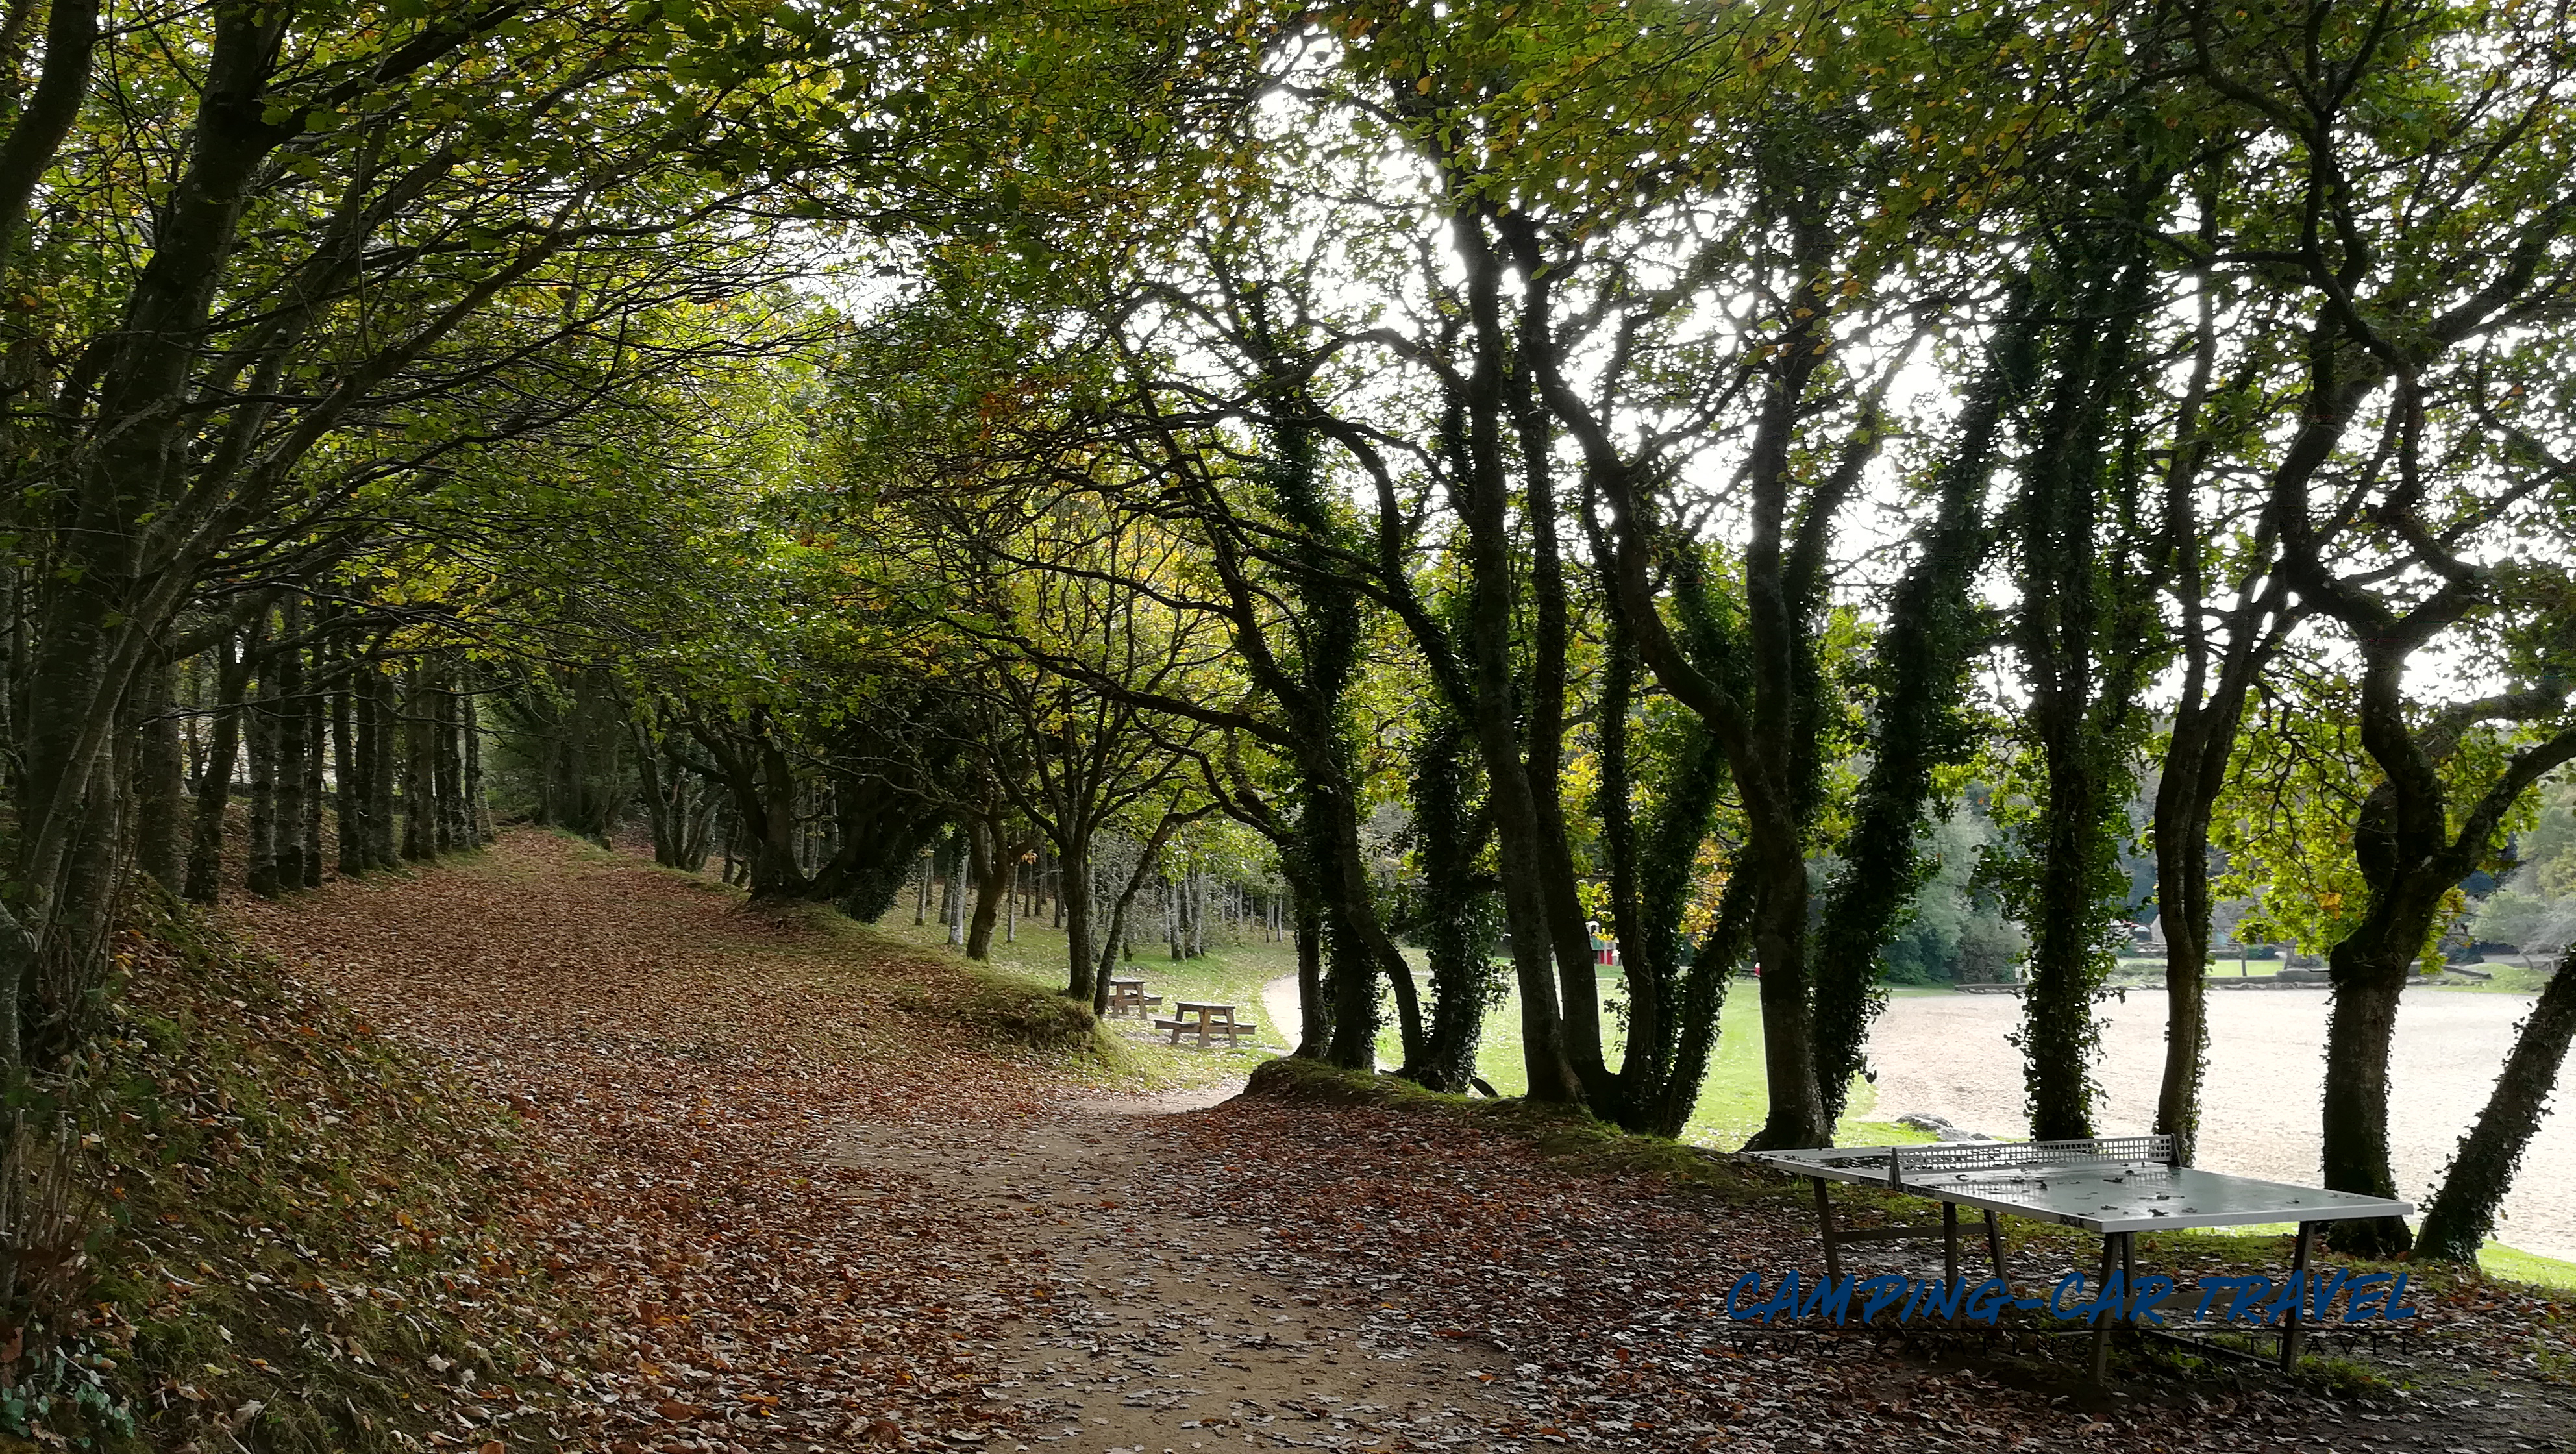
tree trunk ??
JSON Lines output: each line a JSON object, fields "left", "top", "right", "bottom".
{"left": 134, "top": 655, "right": 186, "bottom": 892}
{"left": 300, "top": 644, "right": 325, "bottom": 887}
{"left": 402, "top": 668, "right": 436, "bottom": 860}
{"left": 2322, "top": 917, "right": 2431, "bottom": 1256}
{"left": 1741, "top": 838, "right": 1826, "bottom": 1148}
{"left": 1294, "top": 896, "right": 1328, "bottom": 1059}
{"left": 245, "top": 629, "right": 281, "bottom": 899}
{"left": 1060, "top": 839, "right": 1096, "bottom": 1004}
{"left": 334, "top": 647, "right": 362, "bottom": 876}
{"left": 965, "top": 820, "right": 1011, "bottom": 960}
{"left": 947, "top": 837, "right": 967, "bottom": 946}
{"left": 1404, "top": 712, "right": 1496, "bottom": 1092}
{"left": 368, "top": 665, "right": 400, "bottom": 870}
{"left": 433, "top": 664, "right": 464, "bottom": 853}
{"left": 1444, "top": 204, "right": 1583, "bottom": 1106}
{"left": 2414, "top": 947, "right": 2576, "bottom": 1261}
{"left": 464, "top": 678, "right": 491, "bottom": 843}
{"left": 1808, "top": 304, "right": 2027, "bottom": 1127}
{"left": 183, "top": 636, "right": 246, "bottom": 902}
{"left": 272, "top": 603, "right": 307, "bottom": 892}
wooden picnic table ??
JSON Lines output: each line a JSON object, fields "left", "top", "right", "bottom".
{"left": 1106, "top": 977, "right": 1161, "bottom": 1018}
{"left": 1154, "top": 1000, "right": 1254, "bottom": 1048}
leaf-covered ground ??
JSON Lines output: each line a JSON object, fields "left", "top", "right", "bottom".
{"left": 229, "top": 831, "right": 2575, "bottom": 1454}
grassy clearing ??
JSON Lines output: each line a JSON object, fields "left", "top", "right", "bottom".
{"left": 1426, "top": 970, "right": 1931, "bottom": 1150}
{"left": 868, "top": 899, "right": 1953, "bottom": 1146}
{"left": 876, "top": 906, "right": 1928, "bottom": 1148}
{"left": 865, "top": 907, "right": 1300, "bottom": 1089}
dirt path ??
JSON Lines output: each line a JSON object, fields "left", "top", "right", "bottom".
{"left": 1261, "top": 975, "right": 1299, "bottom": 1056}
{"left": 1867, "top": 989, "right": 2576, "bottom": 1261}
{"left": 837, "top": 1100, "right": 1516, "bottom": 1453}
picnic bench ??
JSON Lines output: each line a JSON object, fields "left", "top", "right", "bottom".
{"left": 1753, "top": 1135, "right": 2414, "bottom": 1383}
{"left": 1105, "top": 976, "right": 1162, "bottom": 1018}
{"left": 1153, "top": 1000, "right": 1255, "bottom": 1048}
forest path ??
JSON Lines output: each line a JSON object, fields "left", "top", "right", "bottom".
{"left": 836, "top": 1102, "right": 1518, "bottom": 1453}
{"left": 1260, "top": 975, "right": 1299, "bottom": 1055}
{"left": 229, "top": 830, "right": 2576, "bottom": 1454}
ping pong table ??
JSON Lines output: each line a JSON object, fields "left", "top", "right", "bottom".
{"left": 1752, "top": 1134, "right": 2414, "bottom": 1381}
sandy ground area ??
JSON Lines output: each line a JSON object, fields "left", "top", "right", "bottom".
{"left": 1867, "top": 987, "right": 2576, "bottom": 1262}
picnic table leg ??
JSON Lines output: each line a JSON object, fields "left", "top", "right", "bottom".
{"left": 1983, "top": 1210, "right": 2009, "bottom": 1283}
{"left": 2088, "top": 1234, "right": 2121, "bottom": 1385}
{"left": 1810, "top": 1177, "right": 1842, "bottom": 1285}
{"left": 2281, "top": 1220, "right": 2315, "bottom": 1370}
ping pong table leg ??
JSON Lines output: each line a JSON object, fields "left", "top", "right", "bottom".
{"left": 2088, "top": 1233, "right": 2121, "bottom": 1385}
{"left": 1942, "top": 1202, "right": 1960, "bottom": 1285}
{"left": 1983, "top": 1210, "right": 2009, "bottom": 1282}
{"left": 1810, "top": 1177, "right": 1843, "bottom": 1285}
{"left": 2121, "top": 1233, "right": 2137, "bottom": 1312}
{"left": 2281, "top": 1220, "right": 2315, "bottom": 1370}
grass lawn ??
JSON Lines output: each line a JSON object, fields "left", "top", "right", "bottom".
{"left": 868, "top": 906, "right": 1300, "bottom": 1089}
{"left": 2431, "top": 961, "right": 2559, "bottom": 994}
{"left": 2175, "top": 1222, "right": 2576, "bottom": 1290}
{"left": 1372, "top": 960, "right": 1935, "bottom": 1151}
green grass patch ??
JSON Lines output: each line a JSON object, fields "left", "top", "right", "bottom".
{"left": 2429, "top": 962, "right": 2558, "bottom": 994}
{"left": 2476, "top": 1240, "right": 2576, "bottom": 1289}
{"left": 1428, "top": 968, "right": 1925, "bottom": 1150}
{"left": 2168, "top": 1222, "right": 2576, "bottom": 1289}
{"left": 867, "top": 907, "right": 1295, "bottom": 1090}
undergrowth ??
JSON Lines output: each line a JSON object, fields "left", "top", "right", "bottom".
{"left": 0, "top": 889, "right": 597, "bottom": 1453}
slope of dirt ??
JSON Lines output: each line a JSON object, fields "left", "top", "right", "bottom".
{"left": 227, "top": 831, "right": 2575, "bottom": 1454}
{"left": 9, "top": 891, "right": 589, "bottom": 1454}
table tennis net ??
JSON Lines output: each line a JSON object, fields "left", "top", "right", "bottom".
{"left": 1879, "top": 1134, "right": 2178, "bottom": 1190}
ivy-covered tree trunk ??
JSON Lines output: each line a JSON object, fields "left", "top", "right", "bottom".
{"left": 1444, "top": 206, "right": 1582, "bottom": 1106}
{"left": 2414, "top": 946, "right": 2576, "bottom": 1261}
{"left": 2005, "top": 218, "right": 2162, "bottom": 1143}
{"left": 1809, "top": 299, "right": 2029, "bottom": 1128}
{"left": 1646, "top": 878, "right": 1757, "bottom": 1137}
{"left": 1402, "top": 710, "right": 1498, "bottom": 1092}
